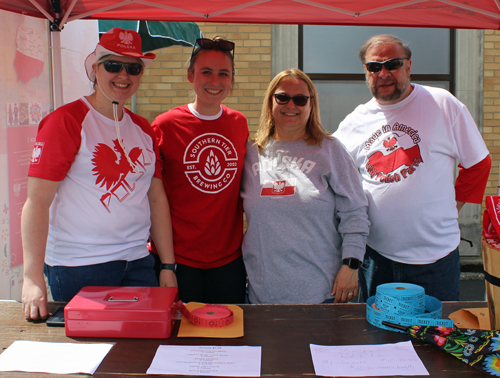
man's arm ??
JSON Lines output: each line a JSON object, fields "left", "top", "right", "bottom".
{"left": 455, "top": 155, "right": 492, "bottom": 212}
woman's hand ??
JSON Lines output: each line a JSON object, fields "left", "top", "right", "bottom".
{"left": 22, "top": 275, "right": 49, "bottom": 320}
{"left": 331, "top": 265, "right": 359, "bottom": 303}
{"left": 159, "top": 269, "right": 178, "bottom": 288}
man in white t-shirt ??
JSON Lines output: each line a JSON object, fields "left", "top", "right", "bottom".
{"left": 333, "top": 34, "right": 491, "bottom": 301}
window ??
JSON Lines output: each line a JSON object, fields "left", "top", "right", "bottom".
{"left": 300, "top": 26, "right": 454, "bottom": 132}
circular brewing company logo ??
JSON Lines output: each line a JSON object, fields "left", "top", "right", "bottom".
{"left": 183, "top": 133, "right": 238, "bottom": 194}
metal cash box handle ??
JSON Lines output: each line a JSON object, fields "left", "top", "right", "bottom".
{"left": 107, "top": 296, "right": 139, "bottom": 302}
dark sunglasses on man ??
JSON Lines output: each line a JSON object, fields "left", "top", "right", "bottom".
{"left": 364, "top": 57, "right": 409, "bottom": 73}
{"left": 101, "top": 60, "right": 143, "bottom": 76}
{"left": 273, "top": 93, "right": 310, "bottom": 107}
{"left": 192, "top": 38, "right": 235, "bottom": 58}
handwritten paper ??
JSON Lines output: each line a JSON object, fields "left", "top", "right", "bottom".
{"left": 0, "top": 340, "right": 113, "bottom": 375}
{"left": 147, "top": 345, "right": 261, "bottom": 376}
{"left": 310, "top": 341, "right": 429, "bottom": 377}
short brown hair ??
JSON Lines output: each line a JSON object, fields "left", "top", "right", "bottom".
{"left": 359, "top": 34, "right": 412, "bottom": 63}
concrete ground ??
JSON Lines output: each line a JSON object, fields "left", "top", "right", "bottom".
{"left": 459, "top": 278, "right": 485, "bottom": 301}
{"left": 459, "top": 256, "right": 486, "bottom": 302}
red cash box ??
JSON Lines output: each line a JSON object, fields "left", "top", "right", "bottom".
{"left": 64, "top": 286, "right": 178, "bottom": 339}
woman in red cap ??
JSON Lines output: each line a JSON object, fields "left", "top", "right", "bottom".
{"left": 21, "top": 28, "right": 177, "bottom": 320}
{"left": 152, "top": 37, "right": 248, "bottom": 304}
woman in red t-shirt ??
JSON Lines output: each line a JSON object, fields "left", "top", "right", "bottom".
{"left": 152, "top": 37, "right": 249, "bottom": 304}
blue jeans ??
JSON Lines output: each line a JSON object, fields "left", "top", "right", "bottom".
{"left": 359, "top": 245, "right": 460, "bottom": 302}
{"left": 45, "top": 254, "right": 158, "bottom": 302}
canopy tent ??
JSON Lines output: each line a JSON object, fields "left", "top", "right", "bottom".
{"left": 0, "top": 0, "right": 499, "bottom": 30}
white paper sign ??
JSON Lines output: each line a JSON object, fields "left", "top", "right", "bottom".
{"left": 0, "top": 340, "right": 113, "bottom": 375}
{"left": 147, "top": 345, "right": 262, "bottom": 376}
{"left": 310, "top": 341, "right": 429, "bottom": 377}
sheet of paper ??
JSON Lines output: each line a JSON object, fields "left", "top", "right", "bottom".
{"left": 310, "top": 341, "right": 429, "bottom": 377}
{"left": 0, "top": 340, "right": 113, "bottom": 375}
{"left": 147, "top": 345, "right": 261, "bottom": 376}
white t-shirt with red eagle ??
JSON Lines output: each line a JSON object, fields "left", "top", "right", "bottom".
{"left": 28, "top": 97, "right": 162, "bottom": 266}
{"left": 334, "top": 84, "right": 489, "bottom": 264}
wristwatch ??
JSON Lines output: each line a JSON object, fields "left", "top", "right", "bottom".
{"left": 342, "top": 258, "right": 361, "bottom": 270}
{"left": 161, "top": 263, "right": 177, "bottom": 271}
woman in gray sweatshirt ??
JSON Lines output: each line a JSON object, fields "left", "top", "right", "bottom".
{"left": 241, "top": 68, "right": 370, "bottom": 305}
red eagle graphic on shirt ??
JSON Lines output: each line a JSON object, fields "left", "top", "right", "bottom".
{"left": 383, "top": 136, "right": 398, "bottom": 151}
{"left": 91, "top": 139, "right": 145, "bottom": 213}
{"left": 367, "top": 144, "right": 423, "bottom": 178}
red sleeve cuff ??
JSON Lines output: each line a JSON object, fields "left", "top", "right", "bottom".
{"left": 455, "top": 155, "right": 492, "bottom": 204}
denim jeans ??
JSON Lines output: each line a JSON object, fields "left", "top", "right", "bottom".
{"left": 359, "top": 245, "right": 460, "bottom": 302}
{"left": 45, "top": 253, "right": 158, "bottom": 302}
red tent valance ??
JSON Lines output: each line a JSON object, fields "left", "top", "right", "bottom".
{"left": 0, "top": 0, "right": 499, "bottom": 30}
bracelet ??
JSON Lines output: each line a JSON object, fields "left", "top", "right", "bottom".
{"left": 342, "top": 258, "right": 361, "bottom": 270}
{"left": 161, "top": 263, "right": 176, "bottom": 271}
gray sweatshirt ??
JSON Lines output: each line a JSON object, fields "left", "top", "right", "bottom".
{"left": 241, "top": 137, "right": 370, "bottom": 304}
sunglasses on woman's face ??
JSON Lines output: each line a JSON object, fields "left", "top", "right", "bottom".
{"left": 364, "top": 57, "right": 408, "bottom": 73}
{"left": 101, "top": 60, "right": 143, "bottom": 76}
{"left": 273, "top": 93, "right": 310, "bottom": 107}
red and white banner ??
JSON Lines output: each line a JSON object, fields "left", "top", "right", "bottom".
{"left": 15, "top": 26, "right": 44, "bottom": 82}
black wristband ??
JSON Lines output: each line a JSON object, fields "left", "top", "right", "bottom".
{"left": 342, "top": 258, "right": 361, "bottom": 270}
{"left": 161, "top": 263, "right": 177, "bottom": 271}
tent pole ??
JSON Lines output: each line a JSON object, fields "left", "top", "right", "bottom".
{"left": 51, "top": 30, "right": 64, "bottom": 109}
{"left": 47, "top": 23, "right": 54, "bottom": 113}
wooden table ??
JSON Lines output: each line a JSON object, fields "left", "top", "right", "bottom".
{"left": 0, "top": 300, "right": 491, "bottom": 377}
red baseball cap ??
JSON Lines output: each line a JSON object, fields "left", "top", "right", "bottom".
{"left": 85, "top": 28, "right": 156, "bottom": 81}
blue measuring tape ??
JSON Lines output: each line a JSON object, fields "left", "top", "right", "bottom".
{"left": 366, "top": 283, "right": 454, "bottom": 332}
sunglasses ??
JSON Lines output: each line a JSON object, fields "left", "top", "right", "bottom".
{"left": 364, "top": 57, "right": 409, "bottom": 73}
{"left": 192, "top": 38, "right": 235, "bottom": 59}
{"left": 101, "top": 60, "right": 143, "bottom": 76}
{"left": 197, "top": 38, "right": 235, "bottom": 52}
{"left": 273, "top": 93, "right": 310, "bottom": 107}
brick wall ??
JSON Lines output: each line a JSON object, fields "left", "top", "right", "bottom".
{"left": 135, "top": 22, "right": 272, "bottom": 137}
{"left": 484, "top": 30, "right": 500, "bottom": 198}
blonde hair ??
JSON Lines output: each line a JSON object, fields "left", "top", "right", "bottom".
{"left": 254, "top": 68, "right": 330, "bottom": 150}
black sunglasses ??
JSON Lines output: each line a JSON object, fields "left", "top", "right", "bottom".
{"left": 101, "top": 60, "right": 143, "bottom": 76}
{"left": 273, "top": 93, "right": 310, "bottom": 107}
{"left": 364, "top": 57, "right": 409, "bottom": 73}
{"left": 192, "top": 38, "right": 235, "bottom": 59}
{"left": 197, "top": 38, "right": 235, "bottom": 52}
